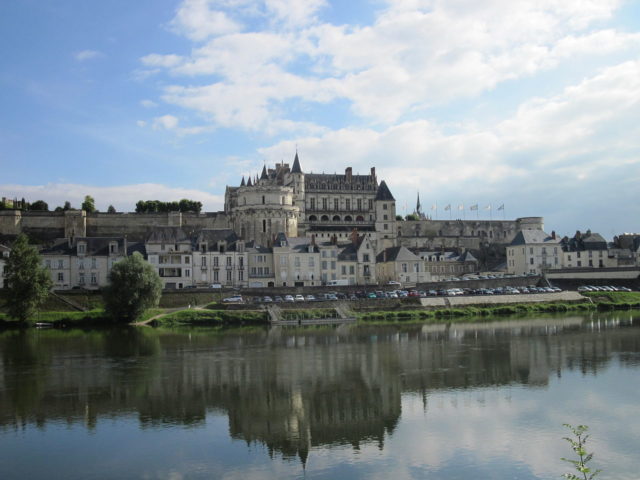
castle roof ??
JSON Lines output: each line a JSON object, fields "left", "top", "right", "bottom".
{"left": 240, "top": 176, "right": 245, "bottom": 186}
{"left": 375, "top": 180, "right": 395, "bottom": 201}
{"left": 260, "top": 165, "right": 268, "bottom": 180}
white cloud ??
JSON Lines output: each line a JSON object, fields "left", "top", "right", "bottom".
{"left": 169, "top": 0, "right": 242, "bottom": 41}
{"left": 153, "top": 114, "right": 179, "bottom": 130}
{"left": 141, "top": 0, "right": 637, "bottom": 132}
{"left": 140, "top": 99, "right": 158, "bottom": 108}
{"left": 75, "top": 50, "right": 102, "bottom": 61}
{"left": 0, "top": 183, "right": 224, "bottom": 213}
{"left": 136, "top": 120, "right": 147, "bottom": 127}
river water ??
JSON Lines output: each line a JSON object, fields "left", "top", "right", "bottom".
{"left": 1, "top": 312, "right": 639, "bottom": 480}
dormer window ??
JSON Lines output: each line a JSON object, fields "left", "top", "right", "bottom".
{"left": 77, "top": 243, "right": 86, "bottom": 255}
{"left": 109, "top": 242, "right": 117, "bottom": 254}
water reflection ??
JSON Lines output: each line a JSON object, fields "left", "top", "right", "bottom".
{"left": 0, "top": 313, "right": 638, "bottom": 465}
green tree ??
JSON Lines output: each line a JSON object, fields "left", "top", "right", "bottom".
{"left": 29, "top": 200, "right": 49, "bottom": 211}
{"left": 107, "top": 205, "right": 116, "bottom": 213}
{"left": 63, "top": 201, "right": 72, "bottom": 211}
{"left": 103, "top": 252, "right": 162, "bottom": 323}
{"left": 3, "top": 235, "right": 52, "bottom": 322}
{"left": 395, "top": 215, "right": 404, "bottom": 221}
{"left": 81, "top": 195, "right": 96, "bottom": 213}
{"left": 405, "top": 213, "right": 419, "bottom": 221}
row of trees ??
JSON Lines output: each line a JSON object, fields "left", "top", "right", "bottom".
{"left": 3, "top": 235, "right": 161, "bottom": 323}
{"left": 3, "top": 196, "right": 203, "bottom": 214}
{"left": 0, "top": 196, "right": 117, "bottom": 213}
{"left": 135, "top": 199, "right": 202, "bottom": 214}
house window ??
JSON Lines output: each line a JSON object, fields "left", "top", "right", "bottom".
{"left": 383, "top": 203, "right": 388, "bottom": 210}
{"left": 78, "top": 259, "right": 84, "bottom": 270}
{"left": 308, "top": 257, "right": 314, "bottom": 267}
{"left": 295, "top": 257, "right": 300, "bottom": 267}
{"left": 227, "top": 271, "right": 232, "bottom": 282}
{"left": 91, "top": 258, "right": 97, "bottom": 269}
{"left": 402, "top": 263, "right": 407, "bottom": 273}
{"left": 334, "top": 199, "right": 339, "bottom": 211}
{"left": 226, "top": 257, "right": 232, "bottom": 266}
{"left": 57, "top": 272, "right": 64, "bottom": 282}
{"left": 363, "top": 254, "right": 370, "bottom": 262}
{"left": 341, "top": 265, "right": 346, "bottom": 275}
{"left": 239, "top": 257, "right": 244, "bottom": 267}
{"left": 45, "top": 260, "right": 51, "bottom": 268}
{"left": 384, "top": 224, "right": 388, "bottom": 230}
{"left": 201, "top": 257, "right": 207, "bottom": 266}
{"left": 530, "top": 258, "right": 534, "bottom": 265}
{"left": 238, "top": 271, "right": 243, "bottom": 281}
{"left": 185, "top": 269, "right": 190, "bottom": 277}
{"left": 110, "top": 244, "right": 116, "bottom": 254}
{"left": 322, "top": 198, "right": 327, "bottom": 210}
{"left": 78, "top": 244, "right": 85, "bottom": 254}
{"left": 214, "top": 271, "right": 219, "bottom": 282}
{"left": 79, "top": 274, "right": 85, "bottom": 285}
{"left": 58, "top": 260, "right": 64, "bottom": 269}
{"left": 262, "top": 196, "right": 265, "bottom": 204}
{"left": 310, "top": 198, "right": 315, "bottom": 210}
{"left": 280, "top": 257, "right": 287, "bottom": 265}
{"left": 346, "top": 199, "right": 351, "bottom": 210}
{"left": 91, "top": 273, "right": 97, "bottom": 285}
{"left": 349, "top": 265, "right": 355, "bottom": 274}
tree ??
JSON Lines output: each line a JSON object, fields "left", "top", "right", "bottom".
{"left": 63, "top": 201, "right": 72, "bottom": 211}
{"left": 3, "top": 235, "right": 52, "bottom": 322}
{"left": 107, "top": 205, "right": 116, "bottom": 213}
{"left": 30, "top": 200, "right": 49, "bottom": 211}
{"left": 395, "top": 215, "right": 404, "bottom": 221}
{"left": 81, "top": 195, "right": 96, "bottom": 213}
{"left": 405, "top": 214, "right": 419, "bottom": 221}
{"left": 103, "top": 252, "right": 162, "bottom": 323}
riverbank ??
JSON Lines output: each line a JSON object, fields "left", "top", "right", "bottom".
{"left": 2, "top": 291, "right": 639, "bottom": 328}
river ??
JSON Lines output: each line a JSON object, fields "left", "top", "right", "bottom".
{"left": 1, "top": 312, "right": 639, "bottom": 479}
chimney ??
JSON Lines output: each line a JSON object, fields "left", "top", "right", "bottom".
{"left": 311, "top": 234, "right": 316, "bottom": 246}
{"left": 551, "top": 230, "right": 556, "bottom": 240}
{"left": 350, "top": 228, "right": 358, "bottom": 245}
{"left": 383, "top": 249, "right": 387, "bottom": 262}
{"left": 370, "top": 167, "right": 376, "bottom": 182}
{"left": 345, "top": 167, "right": 352, "bottom": 182}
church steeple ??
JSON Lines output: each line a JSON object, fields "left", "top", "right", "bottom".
{"left": 247, "top": 176, "right": 253, "bottom": 186}
{"left": 240, "top": 176, "right": 245, "bottom": 186}
{"left": 260, "top": 165, "right": 268, "bottom": 180}
{"left": 291, "top": 151, "right": 302, "bottom": 174}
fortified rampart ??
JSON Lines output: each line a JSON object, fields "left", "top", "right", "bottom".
{"left": 397, "top": 217, "right": 544, "bottom": 249}
{"left": 1, "top": 209, "right": 231, "bottom": 242}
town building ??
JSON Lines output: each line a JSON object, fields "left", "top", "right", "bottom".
{"left": 417, "top": 249, "right": 479, "bottom": 280}
{"left": 506, "top": 229, "right": 562, "bottom": 275}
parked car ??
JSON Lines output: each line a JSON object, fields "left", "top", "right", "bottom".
{"left": 263, "top": 296, "right": 273, "bottom": 303}
{"left": 284, "top": 295, "right": 295, "bottom": 302}
{"left": 305, "top": 294, "right": 316, "bottom": 302}
{"left": 295, "top": 294, "right": 305, "bottom": 302}
{"left": 274, "top": 296, "right": 284, "bottom": 302}
{"left": 223, "top": 295, "right": 243, "bottom": 303}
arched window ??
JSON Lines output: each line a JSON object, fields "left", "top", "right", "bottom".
{"left": 356, "top": 215, "right": 364, "bottom": 221}
{"left": 332, "top": 215, "right": 341, "bottom": 221}
{"left": 344, "top": 215, "right": 352, "bottom": 221}
{"left": 308, "top": 215, "right": 317, "bottom": 221}
{"left": 321, "top": 215, "right": 329, "bottom": 221}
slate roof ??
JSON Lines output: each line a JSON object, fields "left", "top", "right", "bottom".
{"left": 374, "top": 180, "right": 395, "bottom": 201}
{"left": 195, "top": 229, "right": 238, "bottom": 248}
{"left": 244, "top": 240, "right": 272, "bottom": 254}
{"left": 273, "top": 233, "right": 319, "bottom": 253}
{"left": 376, "top": 246, "right": 421, "bottom": 263}
{"left": 291, "top": 152, "right": 302, "bottom": 174}
{"left": 509, "top": 230, "right": 559, "bottom": 246}
{"left": 146, "top": 227, "right": 190, "bottom": 244}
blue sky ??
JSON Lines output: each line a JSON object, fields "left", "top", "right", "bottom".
{"left": 1, "top": 0, "right": 639, "bottom": 238}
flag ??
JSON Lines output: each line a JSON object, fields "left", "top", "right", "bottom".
{"left": 498, "top": 204, "right": 504, "bottom": 211}
{"left": 458, "top": 204, "right": 464, "bottom": 210}
{"left": 485, "top": 204, "right": 491, "bottom": 210}
{"left": 444, "top": 204, "right": 451, "bottom": 211}
{"left": 431, "top": 204, "right": 437, "bottom": 210}
{"left": 470, "top": 204, "right": 478, "bottom": 211}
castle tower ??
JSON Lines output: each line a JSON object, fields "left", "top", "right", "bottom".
{"left": 288, "top": 152, "right": 305, "bottom": 230}
{"left": 374, "top": 180, "right": 397, "bottom": 252}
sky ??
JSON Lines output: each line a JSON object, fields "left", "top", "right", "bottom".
{"left": 1, "top": 0, "right": 639, "bottom": 239}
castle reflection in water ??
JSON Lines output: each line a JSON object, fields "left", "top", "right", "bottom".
{"left": 1, "top": 314, "right": 638, "bottom": 464}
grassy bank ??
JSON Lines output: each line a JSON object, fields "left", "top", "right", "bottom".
{"left": 358, "top": 302, "right": 596, "bottom": 323}
{"left": 154, "top": 309, "right": 267, "bottom": 326}
{"left": 0, "top": 307, "right": 166, "bottom": 328}
{"left": 582, "top": 291, "right": 640, "bottom": 310}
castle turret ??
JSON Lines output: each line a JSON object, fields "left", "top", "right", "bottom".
{"left": 374, "top": 180, "right": 397, "bottom": 252}
{"left": 288, "top": 152, "right": 305, "bottom": 226}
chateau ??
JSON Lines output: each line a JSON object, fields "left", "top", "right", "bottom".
{"left": 0, "top": 153, "right": 557, "bottom": 289}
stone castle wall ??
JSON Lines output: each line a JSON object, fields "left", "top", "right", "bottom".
{"left": 397, "top": 217, "right": 544, "bottom": 249}
{"left": 1, "top": 210, "right": 231, "bottom": 242}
